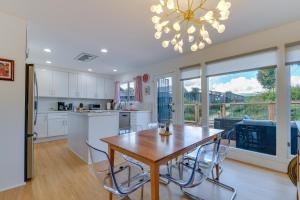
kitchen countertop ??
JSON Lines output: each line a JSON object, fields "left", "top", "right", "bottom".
{"left": 38, "top": 111, "right": 70, "bottom": 114}
{"left": 38, "top": 110, "right": 151, "bottom": 114}
{"left": 119, "top": 110, "right": 151, "bottom": 113}
{"left": 69, "top": 111, "right": 119, "bottom": 117}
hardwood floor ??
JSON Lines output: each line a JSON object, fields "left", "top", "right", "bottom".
{"left": 0, "top": 139, "right": 296, "bottom": 200}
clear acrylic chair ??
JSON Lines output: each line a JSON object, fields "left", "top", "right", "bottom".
{"left": 121, "top": 125, "right": 146, "bottom": 168}
{"left": 86, "top": 141, "right": 150, "bottom": 200}
{"left": 160, "top": 140, "right": 220, "bottom": 200}
{"left": 183, "top": 129, "right": 237, "bottom": 200}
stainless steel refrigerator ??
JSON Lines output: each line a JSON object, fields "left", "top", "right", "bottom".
{"left": 25, "top": 64, "right": 39, "bottom": 180}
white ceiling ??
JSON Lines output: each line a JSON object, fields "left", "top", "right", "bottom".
{"left": 0, "top": 0, "right": 300, "bottom": 75}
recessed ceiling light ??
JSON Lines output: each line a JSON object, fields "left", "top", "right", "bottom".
{"left": 113, "top": 69, "right": 118, "bottom": 72}
{"left": 88, "top": 68, "right": 93, "bottom": 72}
{"left": 46, "top": 61, "right": 52, "bottom": 64}
{"left": 101, "top": 48, "right": 108, "bottom": 53}
{"left": 43, "top": 48, "right": 52, "bottom": 53}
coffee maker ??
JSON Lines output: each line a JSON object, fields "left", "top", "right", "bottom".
{"left": 57, "top": 102, "right": 66, "bottom": 111}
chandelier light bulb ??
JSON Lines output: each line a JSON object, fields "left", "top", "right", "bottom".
{"left": 160, "top": 0, "right": 165, "bottom": 6}
{"left": 178, "top": 46, "right": 183, "bottom": 53}
{"left": 199, "top": 42, "right": 205, "bottom": 49}
{"left": 204, "top": 11, "right": 214, "bottom": 21}
{"left": 171, "top": 38, "right": 177, "bottom": 45}
{"left": 160, "top": 21, "right": 169, "bottom": 27}
{"left": 167, "top": 0, "right": 175, "bottom": 10}
{"left": 187, "top": 25, "right": 196, "bottom": 34}
{"left": 162, "top": 41, "right": 170, "bottom": 48}
{"left": 151, "top": 5, "right": 157, "bottom": 13}
{"left": 152, "top": 16, "right": 160, "bottom": 24}
{"left": 191, "top": 43, "right": 198, "bottom": 51}
{"left": 164, "top": 27, "right": 170, "bottom": 34}
{"left": 155, "top": 32, "right": 162, "bottom": 39}
{"left": 189, "top": 35, "right": 195, "bottom": 43}
{"left": 173, "top": 22, "right": 180, "bottom": 32}
{"left": 218, "top": 24, "right": 226, "bottom": 33}
{"left": 174, "top": 44, "right": 179, "bottom": 51}
{"left": 178, "top": 40, "right": 183, "bottom": 46}
{"left": 155, "top": 4, "right": 163, "bottom": 14}
{"left": 205, "top": 37, "right": 212, "bottom": 44}
{"left": 217, "top": 0, "right": 231, "bottom": 11}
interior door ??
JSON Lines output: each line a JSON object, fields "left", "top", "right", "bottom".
{"left": 155, "top": 74, "right": 176, "bottom": 123}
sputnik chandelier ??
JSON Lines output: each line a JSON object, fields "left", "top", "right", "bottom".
{"left": 151, "top": 0, "right": 231, "bottom": 53}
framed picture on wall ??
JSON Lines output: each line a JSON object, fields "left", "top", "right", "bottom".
{"left": 0, "top": 58, "right": 14, "bottom": 81}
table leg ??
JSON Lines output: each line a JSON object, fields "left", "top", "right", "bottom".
{"left": 214, "top": 136, "right": 220, "bottom": 180}
{"left": 215, "top": 164, "right": 220, "bottom": 180}
{"left": 150, "top": 163, "right": 160, "bottom": 200}
{"left": 108, "top": 145, "right": 115, "bottom": 200}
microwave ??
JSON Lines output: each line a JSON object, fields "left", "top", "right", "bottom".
{"left": 88, "top": 104, "right": 101, "bottom": 110}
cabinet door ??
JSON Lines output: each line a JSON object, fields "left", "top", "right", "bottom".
{"left": 34, "top": 114, "right": 48, "bottom": 138}
{"left": 78, "top": 74, "right": 87, "bottom": 98}
{"left": 86, "top": 75, "right": 97, "bottom": 99}
{"left": 36, "top": 68, "right": 52, "bottom": 97}
{"left": 96, "top": 78, "right": 105, "bottom": 99}
{"left": 104, "top": 79, "right": 115, "bottom": 99}
{"left": 69, "top": 73, "right": 79, "bottom": 98}
{"left": 48, "top": 117, "right": 68, "bottom": 137}
{"left": 52, "top": 71, "right": 69, "bottom": 98}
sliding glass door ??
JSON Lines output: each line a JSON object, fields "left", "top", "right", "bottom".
{"left": 156, "top": 76, "right": 174, "bottom": 123}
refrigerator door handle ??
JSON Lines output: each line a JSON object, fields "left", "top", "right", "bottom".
{"left": 34, "top": 71, "right": 39, "bottom": 126}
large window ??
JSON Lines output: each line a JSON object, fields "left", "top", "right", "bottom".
{"left": 180, "top": 66, "right": 201, "bottom": 125}
{"left": 289, "top": 64, "right": 300, "bottom": 155}
{"left": 120, "top": 81, "right": 135, "bottom": 102}
{"left": 209, "top": 67, "right": 277, "bottom": 155}
{"left": 287, "top": 44, "right": 300, "bottom": 155}
{"left": 183, "top": 78, "right": 201, "bottom": 125}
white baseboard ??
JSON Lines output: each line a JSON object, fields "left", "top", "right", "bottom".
{"left": 0, "top": 182, "right": 26, "bottom": 192}
{"left": 68, "top": 147, "right": 90, "bottom": 164}
{"left": 35, "top": 135, "right": 67, "bottom": 143}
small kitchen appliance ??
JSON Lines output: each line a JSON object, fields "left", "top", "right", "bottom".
{"left": 58, "top": 102, "right": 66, "bottom": 111}
{"left": 88, "top": 104, "right": 101, "bottom": 110}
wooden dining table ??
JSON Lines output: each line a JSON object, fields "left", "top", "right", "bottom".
{"left": 101, "top": 124, "right": 224, "bottom": 200}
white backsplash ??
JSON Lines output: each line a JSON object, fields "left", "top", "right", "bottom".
{"left": 38, "top": 97, "right": 110, "bottom": 112}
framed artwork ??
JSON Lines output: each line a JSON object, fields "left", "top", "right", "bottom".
{"left": 145, "top": 85, "right": 151, "bottom": 95}
{"left": 0, "top": 58, "right": 14, "bottom": 81}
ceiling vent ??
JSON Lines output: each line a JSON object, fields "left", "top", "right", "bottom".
{"left": 74, "top": 52, "right": 98, "bottom": 62}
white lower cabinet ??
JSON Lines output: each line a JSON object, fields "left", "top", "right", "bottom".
{"left": 48, "top": 113, "right": 68, "bottom": 137}
{"left": 35, "top": 114, "right": 48, "bottom": 138}
{"left": 130, "top": 112, "right": 151, "bottom": 131}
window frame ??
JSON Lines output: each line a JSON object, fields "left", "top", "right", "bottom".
{"left": 120, "top": 81, "right": 135, "bottom": 102}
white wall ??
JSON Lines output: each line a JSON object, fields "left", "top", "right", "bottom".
{"left": 0, "top": 12, "right": 27, "bottom": 191}
{"left": 115, "top": 19, "right": 300, "bottom": 172}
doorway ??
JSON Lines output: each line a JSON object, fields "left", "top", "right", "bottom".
{"left": 155, "top": 74, "right": 176, "bottom": 123}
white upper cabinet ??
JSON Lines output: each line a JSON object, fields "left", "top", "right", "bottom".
{"left": 36, "top": 68, "right": 68, "bottom": 98}
{"left": 36, "top": 67, "right": 115, "bottom": 99}
{"left": 96, "top": 78, "right": 105, "bottom": 99}
{"left": 52, "top": 71, "right": 69, "bottom": 98}
{"left": 78, "top": 74, "right": 87, "bottom": 98}
{"left": 104, "top": 79, "right": 115, "bottom": 99}
{"left": 36, "top": 68, "right": 52, "bottom": 97}
{"left": 86, "top": 75, "right": 97, "bottom": 99}
{"left": 68, "top": 72, "right": 79, "bottom": 98}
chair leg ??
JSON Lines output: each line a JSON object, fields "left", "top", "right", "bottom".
{"left": 206, "top": 178, "right": 237, "bottom": 200}
{"left": 159, "top": 161, "right": 171, "bottom": 185}
{"left": 140, "top": 186, "right": 144, "bottom": 200}
{"left": 181, "top": 188, "right": 205, "bottom": 200}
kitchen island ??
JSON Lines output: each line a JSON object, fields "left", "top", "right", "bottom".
{"left": 68, "top": 111, "right": 119, "bottom": 164}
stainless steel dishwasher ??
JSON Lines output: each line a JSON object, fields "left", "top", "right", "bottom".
{"left": 119, "top": 112, "right": 130, "bottom": 130}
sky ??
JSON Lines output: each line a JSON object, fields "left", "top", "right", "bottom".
{"left": 183, "top": 64, "right": 300, "bottom": 95}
